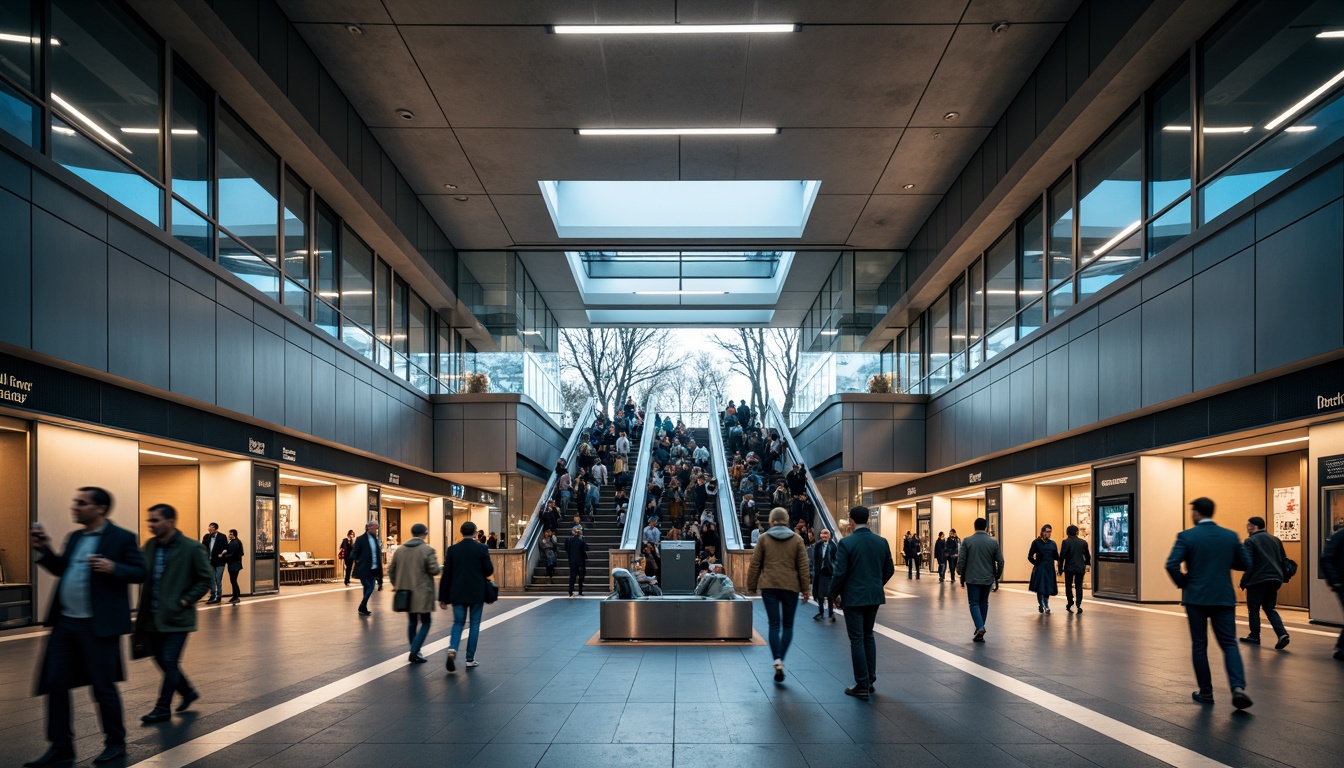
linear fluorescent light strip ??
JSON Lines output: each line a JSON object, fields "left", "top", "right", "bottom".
{"left": 1161, "top": 125, "right": 1251, "bottom": 134}
{"left": 51, "top": 93, "right": 131, "bottom": 153}
{"left": 121, "top": 127, "right": 200, "bottom": 135}
{"left": 139, "top": 449, "right": 198, "bottom": 461}
{"left": 577, "top": 127, "right": 778, "bottom": 136}
{"left": 0, "top": 33, "right": 59, "bottom": 45}
{"left": 1193, "top": 436, "right": 1308, "bottom": 459}
{"left": 633, "top": 290, "right": 728, "bottom": 295}
{"left": 819, "top": 329, "right": 839, "bottom": 336}
{"left": 1092, "top": 220, "right": 1141, "bottom": 257}
{"left": 383, "top": 493, "right": 427, "bottom": 502}
{"left": 1316, "top": 31, "right": 1344, "bottom": 39}
{"left": 278, "top": 473, "right": 337, "bottom": 485}
{"left": 1264, "top": 68, "right": 1344, "bottom": 130}
{"left": 1036, "top": 473, "right": 1091, "bottom": 485}
{"left": 553, "top": 23, "right": 796, "bottom": 35}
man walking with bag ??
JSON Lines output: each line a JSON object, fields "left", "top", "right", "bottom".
{"left": 390, "top": 523, "right": 442, "bottom": 664}
{"left": 352, "top": 521, "right": 382, "bottom": 616}
{"left": 811, "top": 528, "right": 837, "bottom": 622}
{"left": 958, "top": 517, "right": 1003, "bottom": 642}
{"left": 830, "top": 506, "right": 895, "bottom": 700}
{"left": 1240, "top": 516, "right": 1290, "bottom": 650}
{"left": 439, "top": 521, "right": 494, "bottom": 671}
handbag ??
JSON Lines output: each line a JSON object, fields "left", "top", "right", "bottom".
{"left": 392, "top": 589, "right": 412, "bottom": 612}
{"left": 1283, "top": 557, "right": 1298, "bottom": 582}
{"left": 484, "top": 579, "right": 499, "bottom": 604}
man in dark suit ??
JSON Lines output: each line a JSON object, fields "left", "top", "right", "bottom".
{"left": 201, "top": 522, "right": 229, "bottom": 604}
{"left": 830, "top": 506, "right": 895, "bottom": 700}
{"left": 811, "top": 528, "right": 838, "bottom": 622}
{"left": 351, "top": 521, "right": 383, "bottom": 616}
{"left": 26, "top": 487, "right": 147, "bottom": 767}
{"left": 565, "top": 525, "right": 590, "bottom": 597}
{"left": 439, "top": 520, "right": 494, "bottom": 671}
{"left": 1166, "top": 497, "right": 1253, "bottom": 709}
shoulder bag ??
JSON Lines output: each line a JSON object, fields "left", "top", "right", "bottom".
{"left": 483, "top": 579, "right": 499, "bottom": 604}
{"left": 392, "top": 589, "right": 412, "bottom": 612}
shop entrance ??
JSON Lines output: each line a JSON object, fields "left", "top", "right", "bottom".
{"left": 0, "top": 417, "right": 31, "bottom": 628}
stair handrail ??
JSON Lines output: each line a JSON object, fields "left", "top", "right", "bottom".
{"left": 519, "top": 397, "right": 597, "bottom": 583}
{"left": 707, "top": 397, "right": 745, "bottom": 551}
{"left": 620, "top": 393, "right": 660, "bottom": 551}
{"left": 764, "top": 401, "right": 841, "bottom": 537}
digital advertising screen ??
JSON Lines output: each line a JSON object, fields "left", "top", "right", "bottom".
{"left": 1096, "top": 495, "right": 1133, "bottom": 562}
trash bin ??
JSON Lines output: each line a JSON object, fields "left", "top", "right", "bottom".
{"left": 659, "top": 540, "right": 697, "bottom": 595}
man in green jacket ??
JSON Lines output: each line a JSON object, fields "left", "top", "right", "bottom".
{"left": 138, "top": 504, "right": 214, "bottom": 724}
{"left": 830, "top": 506, "right": 895, "bottom": 700}
{"left": 957, "top": 517, "right": 1004, "bottom": 643}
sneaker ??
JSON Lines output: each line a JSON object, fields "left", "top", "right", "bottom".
{"left": 1239, "top": 635, "right": 1260, "bottom": 645}
{"left": 465, "top": 660, "right": 479, "bottom": 668}
{"left": 1191, "top": 690, "right": 1214, "bottom": 705}
{"left": 409, "top": 654, "right": 427, "bottom": 664}
{"left": 1231, "top": 687, "right": 1253, "bottom": 710}
{"left": 1274, "top": 634, "right": 1291, "bottom": 650}
{"left": 773, "top": 660, "right": 785, "bottom": 682}
{"left": 973, "top": 629, "right": 986, "bottom": 643}
{"left": 445, "top": 649, "right": 457, "bottom": 672}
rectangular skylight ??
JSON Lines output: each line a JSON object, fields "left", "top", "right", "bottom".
{"left": 539, "top": 180, "right": 821, "bottom": 239}
{"left": 586, "top": 309, "right": 776, "bottom": 325}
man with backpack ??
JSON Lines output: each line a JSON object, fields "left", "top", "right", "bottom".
{"left": 1240, "top": 516, "right": 1292, "bottom": 650}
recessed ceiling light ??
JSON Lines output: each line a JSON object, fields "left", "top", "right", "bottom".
{"left": 444, "top": 183, "right": 458, "bottom": 190}
{"left": 943, "top": 111, "right": 959, "bottom": 121}
{"left": 576, "top": 127, "right": 779, "bottom": 136}
{"left": 902, "top": 183, "right": 916, "bottom": 190}
{"left": 1193, "top": 436, "right": 1308, "bottom": 458}
{"left": 1316, "top": 30, "right": 1344, "bottom": 38}
{"left": 552, "top": 24, "right": 797, "bottom": 35}
{"left": 139, "top": 449, "right": 198, "bottom": 461}
{"left": 454, "top": 195, "right": 470, "bottom": 202}
{"left": 991, "top": 21, "right": 1011, "bottom": 34}
{"left": 395, "top": 108, "right": 414, "bottom": 120}
{"left": 346, "top": 23, "right": 364, "bottom": 35}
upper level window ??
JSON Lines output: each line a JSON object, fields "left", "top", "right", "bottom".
{"left": 218, "top": 107, "right": 278, "bottom": 263}
{"left": 1018, "top": 201, "right": 1044, "bottom": 309}
{"left": 0, "top": 0, "right": 38, "bottom": 93}
{"left": 171, "top": 66, "right": 211, "bottom": 215}
{"left": 1148, "top": 66, "right": 1191, "bottom": 216}
{"left": 51, "top": 0, "right": 162, "bottom": 179}
{"left": 1078, "top": 108, "right": 1141, "bottom": 268}
{"left": 1047, "top": 171, "right": 1073, "bottom": 286}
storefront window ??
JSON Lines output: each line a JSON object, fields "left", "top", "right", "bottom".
{"left": 218, "top": 108, "right": 278, "bottom": 263}
{"left": 1148, "top": 66, "right": 1191, "bottom": 216}
{"left": 171, "top": 67, "right": 211, "bottom": 216}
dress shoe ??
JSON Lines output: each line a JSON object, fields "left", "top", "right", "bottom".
{"left": 92, "top": 745, "right": 126, "bottom": 764}
{"left": 228, "top": 597, "right": 240, "bottom": 604}
{"left": 445, "top": 648, "right": 457, "bottom": 672}
{"left": 1239, "top": 635, "right": 1259, "bottom": 644}
{"left": 829, "top": 615, "right": 836, "bottom": 623}
{"left": 1191, "top": 690, "right": 1214, "bottom": 705}
{"left": 844, "top": 685, "right": 869, "bottom": 700}
{"left": 1274, "top": 634, "right": 1290, "bottom": 650}
{"left": 973, "top": 629, "right": 986, "bottom": 643}
{"left": 141, "top": 707, "right": 172, "bottom": 724}
{"left": 812, "top": 613, "right": 823, "bottom": 621}
{"left": 1076, "top": 607, "right": 1083, "bottom": 614}
{"left": 1231, "top": 687, "right": 1253, "bottom": 709}
{"left": 1334, "top": 649, "right": 1344, "bottom": 661}
{"left": 176, "top": 689, "right": 199, "bottom": 712}
{"left": 22, "top": 747, "right": 75, "bottom": 766}
{"left": 358, "top": 608, "right": 372, "bottom": 616}
{"left": 1066, "top": 604, "right": 1074, "bottom": 613}
{"left": 409, "top": 653, "right": 427, "bottom": 664}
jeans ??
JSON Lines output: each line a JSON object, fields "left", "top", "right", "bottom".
{"left": 966, "top": 583, "right": 992, "bottom": 631}
{"left": 150, "top": 631, "right": 194, "bottom": 709}
{"left": 209, "top": 565, "right": 224, "bottom": 601}
{"left": 937, "top": 559, "right": 947, "bottom": 580}
{"left": 450, "top": 602, "right": 484, "bottom": 661}
{"left": 843, "top": 604, "right": 879, "bottom": 686}
{"left": 560, "top": 490, "right": 572, "bottom": 515}
{"left": 43, "top": 616, "right": 125, "bottom": 750}
{"left": 1063, "top": 572, "right": 1084, "bottom": 607}
{"left": 1245, "top": 583, "right": 1287, "bottom": 639}
{"left": 359, "top": 572, "right": 379, "bottom": 610}
{"left": 407, "top": 612, "right": 432, "bottom": 656}
{"left": 760, "top": 589, "right": 799, "bottom": 662}
{"left": 1185, "top": 604, "right": 1245, "bottom": 693}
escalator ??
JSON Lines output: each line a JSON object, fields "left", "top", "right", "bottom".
{"left": 758, "top": 402, "right": 841, "bottom": 538}
{"left": 516, "top": 397, "right": 597, "bottom": 588}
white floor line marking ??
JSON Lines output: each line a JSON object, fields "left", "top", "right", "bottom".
{"left": 128, "top": 597, "right": 554, "bottom": 767}
{"left": 0, "top": 630, "right": 51, "bottom": 644}
{"left": 854, "top": 613, "right": 1233, "bottom": 768}
{"left": 994, "top": 586, "right": 1337, "bottom": 638}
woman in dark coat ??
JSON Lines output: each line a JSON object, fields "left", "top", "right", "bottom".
{"left": 1027, "top": 524, "right": 1060, "bottom": 613}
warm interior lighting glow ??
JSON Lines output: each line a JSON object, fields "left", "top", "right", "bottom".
{"left": 279, "top": 473, "right": 336, "bottom": 485}
{"left": 952, "top": 491, "right": 984, "bottom": 499}
{"left": 139, "top": 449, "right": 198, "bottom": 461}
{"left": 1264, "top": 68, "right": 1344, "bottom": 130}
{"left": 633, "top": 290, "right": 729, "bottom": 295}
{"left": 577, "top": 127, "right": 779, "bottom": 136}
{"left": 51, "top": 93, "right": 131, "bottom": 152}
{"left": 382, "top": 493, "right": 427, "bottom": 502}
{"left": 1092, "top": 220, "right": 1142, "bottom": 257}
{"left": 1192, "top": 437, "right": 1309, "bottom": 458}
{"left": 553, "top": 23, "right": 797, "bottom": 35}
{"left": 1036, "top": 473, "right": 1091, "bottom": 485}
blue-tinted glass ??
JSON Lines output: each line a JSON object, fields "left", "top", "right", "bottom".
{"left": 1048, "top": 280, "right": 1074, "bottom": 319}
{"left": 342, "top": 319, "right": 375, "bottom": 362}
{"left": 1149, "top": 67, "right": 1191, "bottom": 215}
{"left": 283, "top": 171, "right": 309, "bottom": 285}
{"left": 1147, "top": 195, "right": 1190, "bottom": 258}
{"left": 52, "top": 116, "right": 161, "bottom": 226}
{"left": 0, "top": 78, "right": 38, "bottom": 148}
{"left": 218, "top": 108, "right": 278, "bottom": 261}
{"left": 1079, "top": 109, "right": 1141, "bottom": 267}
{"left": 1077, "top": 253, "right": 1140, "bottom": 304}
{"left": 315, "top": 299, "right": 339, "bottom": 339}
{"left": 219, "top": 231, "right": 279, "bottom": 298}
{"left": 1047, "top": 172, "right": 1073, "bottom": 285}
{"left": 341, "top": 228, "right": 374, "bottom": 330}
{"left": 0, "top": 0, "right": 37, "bottom": 92}
{"left": 1200, "top": 91, "right": 1344, "bottom": 224}
{"left": 928, "top": 291, "right": 950, "bottom": 377}
{"left": 1200, "top": 0, "right": 1344, "bottom": 180}
{"left": 985, "top": 323, "right": 1015, "bottom": 361}
{"left": 984, "top": 229, "right": 1016, "bottom": 335}
{"left": 171, "top": 198, "right": 211, "bottom": 258}
{"left": 315, "top": 203, "right": 338, "bottom": 298}
{"left": 171, "top": 68, "right": 211, "bottom": 215}
{"left": 51, "top": 0, "right": 161, "bottom": 178}
{"left": 1019, "top": 203, "right": 1044, "bottom": 308}
{"left": 283, "top": 277, "right": 309, "bottom": 319}
{"left": 1017, "top": 300, "right": 1042, "bottom": 339}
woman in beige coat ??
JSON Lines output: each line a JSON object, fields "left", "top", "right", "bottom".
{"left": 747, "top": 507, "right": 811, "bottom": 682}
{"left": 388, "top": 523, "right": 443, "bottom": 663}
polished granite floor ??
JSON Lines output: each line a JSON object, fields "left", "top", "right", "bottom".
{"left": 1, "top": 579, "right": 1341, "bottom": 768}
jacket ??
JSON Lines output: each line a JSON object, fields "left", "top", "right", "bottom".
{"left": 1165, "top": 520, "right": 1250, "bottom": 606}
{"left": 747, "top": 526, "right": 811, "bottom": 593}
{"left": 389, "top": 538, "right": 442, "bottom": 613}
{"left": 957, "top": 531, "right": 1003, "bottom": 586}
{"left": 565, "top": 533, "right": 590, "bottom": 565}
{"left": 830, "top": 526, "right": 895, "bottom": 606}
{"left": 903, "top": 536, "right": 923, "bottom": 557}
{"left": 351, "top": 532, "right": 383, "bottom": 577}
{"left": 811, "top": 539, "right": 838, "bottom": 580}
{"left": 138, "top": 531, "right": 214, "bottom": 632}
{"left": 36, "top": 521, "right": 146, "bottom": 637}
{"left": 225, "top": 537, "right": 245, "bottom": 573}
{"left": 945, "top": 535, "right": 961, "bottom": 557}
{"left": 933, "top": 538, "right": 947, "bottom": 561}
{"left": 1059, "top": 535, "right": 1091, "bottom": 575}
{"left": 1241, "top": 530, "right": 1286, "bottom": 587}
{"left": 539, "top": 535, "right": 558, "bottom": 561}
{"left": 439, "top": 537, "right": 494, "bottom": 605}
{"left": 785, "top": 469, "right": 808, "bottom": 496}
{"left": 202, "top": 531, "right": 229, "bottom": 567}
{"left": 1324, "top": 526, "right": 1344, "bottom": 588}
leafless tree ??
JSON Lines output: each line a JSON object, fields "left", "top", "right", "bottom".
{"left": 561, "top": 328, "right": 680, "bottom": 415}
{"left": 710, "top": 329, "right": 771, "bottom": 418}
{"left": 765, "top": 328, "right": 801, "bottom": 420}
{"left": 559, "top": 375, "right": 590, "bottom": 425}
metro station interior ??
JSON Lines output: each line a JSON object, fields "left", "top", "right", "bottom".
{"left": 1, "top": 1, "right": 1343, "bottom": 767}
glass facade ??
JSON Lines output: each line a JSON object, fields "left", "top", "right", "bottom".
{"left": 883, "top": 0, "right": 1344, "bottom": 397}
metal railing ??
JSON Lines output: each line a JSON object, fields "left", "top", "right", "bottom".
{"left": 707, "top": 397, "right": 745, "bottom": 551}
{"left": 518, "top": 397, "right": 597, "bottom": 584}
{"left": 764, "top": 401, "right": 841, "bottom": 537}
{"left": 619, "top": 393, "right": 660, "bottom": 551}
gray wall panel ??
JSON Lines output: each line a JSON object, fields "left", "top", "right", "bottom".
{"left": 353, "top": 379, "right": 372, "bottom": 450}
{"left": 107, "top": 249, "right": 170, "bottom": 390}
{"left": 1032, "top": 359, "right": 1049, "bottom": 441}
{"left": 335, "top": 370, "right": 355, "bottom": 446}
{"left": 1068, "top": 330, "right": 1098, "bottom": 430}
{"left": 1009, "top": 366, "right": 1033, "bottom": 447}
{"left": 1141, "top": 280, "right": 1193, "bottom": 408}
{"left": 170, "top": 280, "right": 217, "bottom": 404}
{"left": 1192, "top": 247, "right": 1255, "bottom": 392}
{"left": 1045, "top": 347, "right": 1069, "bottom": 437}
{"left": 108, "top": 217, "right": 169, "bottom": 274}
{"left": 32, "top": 210, "right": 107, "bottom": 371}
{"left": 215, "top": 306, "right": 254, "bottom": 415}
{"left": 33, "top": 174, "right": 106, "bottom": 241}
{"left": 253, "top": 328, "right": 285, "bottom": 425}
{"left": 0, "top": 189, "right": 31, "bottom": 348}
{"left": 990, "top": 377, "right": 1011, "bottom": 453}
{"left": 1097, "top": 308, "right": 1141, "bottom": 421}
{"left": 284, "top": 343, "right": 312, "bottom": 435}
{"left": 311, "top": 359, "right": 336, "bottom": 442}
{"left": 1254, "top": 200, "right": 1344, "bottom": 373}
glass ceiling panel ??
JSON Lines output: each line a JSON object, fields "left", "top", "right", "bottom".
{"left": 576, "top": 251, "right": 782, "bottom": 279}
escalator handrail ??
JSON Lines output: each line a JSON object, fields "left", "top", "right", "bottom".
{"left": 764, "top": 401, "right": 841, "bottom": 537}
{"left": 707, "top": 397, "right": 744, "bottom": 551}
{"left": 620, "top": 394, "right": 660, "bottom": 551}
{"left": 519, "top": 397, "right": 597, "bottom": 582}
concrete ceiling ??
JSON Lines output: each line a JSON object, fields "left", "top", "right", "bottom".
{"left": 279, "top": 0, "right": 1078, "bottom": 324}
